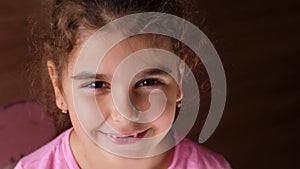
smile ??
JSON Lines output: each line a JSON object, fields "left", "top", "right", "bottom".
{"left": 99, "top": 129, "right": 150, "bottom": 144}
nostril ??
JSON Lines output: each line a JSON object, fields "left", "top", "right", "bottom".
{"left": 110, "top": 110, "right": 123, "bottom": 122}
{"left": 117, "top": 107, "right": 141, "bottom": 122}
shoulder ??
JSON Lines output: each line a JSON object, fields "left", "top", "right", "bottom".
{"left": 15, "top": 128, "right": 78, "bottom": 169}
{"left": 169, "top": 138, "right": 231, "bottom": 169}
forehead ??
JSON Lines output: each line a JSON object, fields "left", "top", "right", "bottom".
{"left": 68, "top": 34, "right": 178, "bottom": 78}
{"left": 101, "top": 34, "right": 173, "bottom": 62}
{"left": 108, "top": 34, "right": 173, "bottom": 54}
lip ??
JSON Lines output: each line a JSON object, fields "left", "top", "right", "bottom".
{"left": 99, "top": 129, "right": 150, "bottom": 144}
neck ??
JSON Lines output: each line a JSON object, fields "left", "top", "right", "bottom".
{"left": 70, "top": 130, "right": 175, "bottom": 169}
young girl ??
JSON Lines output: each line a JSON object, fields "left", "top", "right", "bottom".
{"left": 15, "top": 0, "right": 231, "bottom": 168}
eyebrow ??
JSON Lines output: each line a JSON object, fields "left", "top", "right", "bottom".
{"left": 141, "top": 68, "right": 172, "bottom": 76}
{"left": 71, "top": 68, "right": 172, "bottom": 80}
{"left": 71, "top": 72, "right": 107, "bottom": 80}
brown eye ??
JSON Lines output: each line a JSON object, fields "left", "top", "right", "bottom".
{"left": 85, "top": 81, "right": 109, "bottom": 89}
{"left": 135, "top": 79, "right": 162, "bottom": 88}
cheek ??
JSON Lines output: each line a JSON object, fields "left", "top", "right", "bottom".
{"left": 95, "top": 95, "right": 113, "bottom": 118}
{"left": 152, "top": 100, "right": 177, "bottom": 132}
{"left": 131, "top": 85, "right": 179, "bottom": 111}
{"left": 67, "top": 91, "right": 107, "bottom": 133}
{"left": 151, "top": 84, "right": 178, "bottom": 129}
{"left": 130, "top": 91, "right": 152, "bottom": 111}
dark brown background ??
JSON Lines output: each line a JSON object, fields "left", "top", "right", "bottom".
{"left": 0, "top": 0, "right": 299, "bottom": 168}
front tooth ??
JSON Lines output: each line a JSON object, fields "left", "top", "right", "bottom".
{"left": 133, "top": 133, "right": 138, "bottom": 138}
{"left": 110, "top": 134, "right": 118, "bottom": 139}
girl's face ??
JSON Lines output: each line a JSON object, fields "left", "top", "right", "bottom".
{"left": 49, "top": 34, "right": 183, "bottom": 157}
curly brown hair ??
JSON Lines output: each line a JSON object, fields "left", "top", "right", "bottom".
{"left": 29, "top": 0, "right": 202, "bottom": 135}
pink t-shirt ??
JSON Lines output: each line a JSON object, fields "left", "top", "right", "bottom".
{"left": 15, "top": 128, "right": 231, "bottom": 169}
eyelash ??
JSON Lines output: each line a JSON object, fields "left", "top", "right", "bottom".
{"left": 83, "top": 81, "right": 109, "bottom": 89}
{"left": 135, "top": 79, "right": 163, "bottom": 88}
{"left": 82, "top": 78, "right": 163, "bottom": 90}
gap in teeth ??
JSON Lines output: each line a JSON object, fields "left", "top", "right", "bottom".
{"left": 109, "top": 134, "right": 137, "bottom": 139}
{"left": 108, "top": 132, "right": 140, "bottom": 139}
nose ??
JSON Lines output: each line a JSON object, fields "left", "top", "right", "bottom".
{"left": 108, "top": 87, "right": 140, "bottom": 123}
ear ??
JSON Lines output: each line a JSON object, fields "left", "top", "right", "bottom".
{"left": 176, "top": 61, "right": 185, "bottom": 102}
{"left": 47, "top": 61, "right": 68, "bottom": 110}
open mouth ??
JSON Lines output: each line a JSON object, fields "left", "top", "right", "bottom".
{"left": 100, "top": 129, "right": 150, "bottom": 144}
